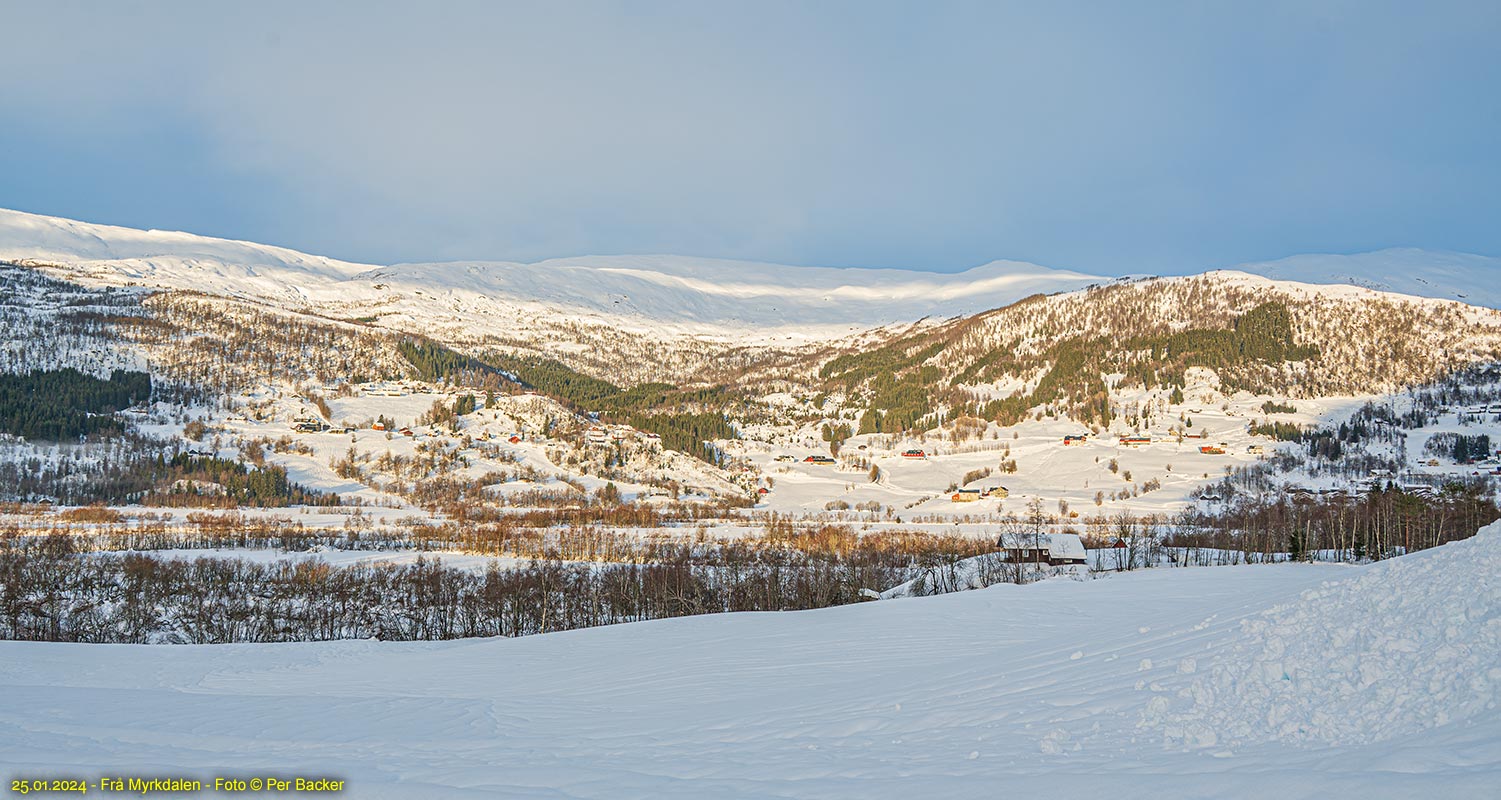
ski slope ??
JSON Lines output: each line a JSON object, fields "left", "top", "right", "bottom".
{"left": 3, "top": 526, "right": 1497, "bottom": 799}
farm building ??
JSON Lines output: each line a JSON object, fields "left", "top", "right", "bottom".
{"left": 1120, "top": 436, "right": 1151, "bottom": 446}
{"left": 363, "top": 382, "right": 409, "bottom": 397}
{"left": 950, "top": 489, "right": 982, "bottom": 502}
{"left": 969, "top": 477, "right": 1010, "bottom": 498}
{"left": 1061, "top": 434, "right": 1087, "bottom": 445}
{"left": 994, "top": 532, "right": 1087, "bottom": 566}
{"left": 292, "top": 417, "right": 327, "bottom": 433}
{"left": 902, "top": 449, "right": 927, "bottom": 459}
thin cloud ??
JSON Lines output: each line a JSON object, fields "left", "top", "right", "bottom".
{"left": 1, "top": 1, "right": 1498, "bottom": 272}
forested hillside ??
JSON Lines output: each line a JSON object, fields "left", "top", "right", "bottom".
{"left": 812, "top": 273, "right": 1501, "bottom": 434}
{"left": 0, "top": 368, "right": 150, "bottom": 440}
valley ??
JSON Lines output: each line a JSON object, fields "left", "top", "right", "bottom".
{"left": 2, "top": 210, "right": 1499, "bottom": 798}
{"left": 2, "top": 210, "right": 1498, "bottom": 622}
{"left": 5, "top": 7, "right": 1498, "bottom": 796}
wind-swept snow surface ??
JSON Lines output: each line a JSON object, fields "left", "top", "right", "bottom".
{"left": 4, "top": 534, "right": 1499, "bottom": 799}
{"left": 1153, "top": 522, "right": 1501, "bottom": 750}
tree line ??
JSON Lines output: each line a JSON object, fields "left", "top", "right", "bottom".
{"left": 0, "top": 524, "right": 999, "bottom": 644}
{"left": 0, "top": 436, "right": 336, "bottom": 507}
{"left": 1169, "top": 481, "right": 1498, "bottom": 561}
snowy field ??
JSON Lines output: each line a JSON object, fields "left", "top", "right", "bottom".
{"left": 3, "top": 526, "right": 1497, "bottom": 799}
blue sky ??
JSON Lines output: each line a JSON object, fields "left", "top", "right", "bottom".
{"left": 2, "top": 1, "right": 1498, "bottom": 273}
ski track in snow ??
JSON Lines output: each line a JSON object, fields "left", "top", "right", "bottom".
{"left": 4, "top": 532, "right": 1500, "bottom": 798}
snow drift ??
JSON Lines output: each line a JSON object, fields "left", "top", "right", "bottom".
{"left": 1151, "top": 522, "right": 1501, "bottom": 749}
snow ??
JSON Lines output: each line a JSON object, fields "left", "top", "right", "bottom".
{"left": 4, "top": 539, "right": 1499, "bottom": 798}
{"left": 371, "top": 255, "right": 1112, "bottom": 328}
{"left": 1047, "top": 531, "right": 1087, "bottom": 561}
{"left": 6, "top": 210, "right": 1501, "bottom": 795}
{"left": 1151, "top": 522, "right": 1501, "bottom": 749}
{"left": 0, "top": 208, "right": 369, "bottom": 308}
{"left": 0, "top": 207, "right": 1107, "bottom": 334}
{"left": 746, "top": 402, "right": 1283, "bottom": 521}
{"left": 90, "top": 547, "right": 543, "bottom": 574}
{"left": 1233, "top": 247, "right": 1501, "bottom": 310}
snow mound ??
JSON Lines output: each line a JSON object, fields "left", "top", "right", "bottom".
{"left": 1152, "top": 523, "right": 1501, "bottom": 749}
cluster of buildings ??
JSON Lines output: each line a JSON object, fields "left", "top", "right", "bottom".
{"left": 950, "top": 484, "right": 1009, "bottom": 502}
{"left": 361, "top": 381, "right": 437, "bottom": 397}
{"left": 583, "top": 425, "right": 661, "bottom": 447}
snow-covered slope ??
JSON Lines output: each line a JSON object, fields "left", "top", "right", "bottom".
{"left": 1154, "top": 524, "right": 1501, "bottom": 750}
{"left": 370, "top": 255, "right": 1107, "bottom": 327}
{"left": 0, "top": 208, "right": 1106, "bottom": 331}
{"left": 7, "top": 208, "right": 1500, "bottom": 327}
{"left": 3, "top": 530, "right": 1497, "bottom": 799}
{"left": 0, "top": 207, "right": 369, "bottom": 305}
{"left": 1234, "top": 248, "right": 1501, "bottom": 309}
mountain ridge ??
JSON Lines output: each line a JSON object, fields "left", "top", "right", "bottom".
{"left": 0, "top": 208, "right": 1105, "bottom": 330}
{"left": 1231, "top": 247, "right": 1501, "bottom": 309}
{"left": 6, "top": 207, "right": 1497, "bottom": 331}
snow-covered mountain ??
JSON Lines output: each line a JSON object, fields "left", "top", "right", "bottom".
{"left": 6, "top": 207, "right": 1499, "bottom": 338}
{"left": 372, "top": 255, "right": 1110, "bottom": 328}
{"left": 1232, "top": 248, "right": 1501, "bottom": 309}
{"left": 0, "top": 207, "right": 367, "bottom": 289}
{"left": 0, "top": 208, "right": 1107, "bottom": 332}
{"left": 8, "top": 208, "right": 1501, "bottom": 323}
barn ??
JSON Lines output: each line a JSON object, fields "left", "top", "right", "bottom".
{"left": 969, "top": 476, "right": 1011, "bottom": 498}
{"left": 993, "top": 532, "right": 1087, "bottom": 566}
